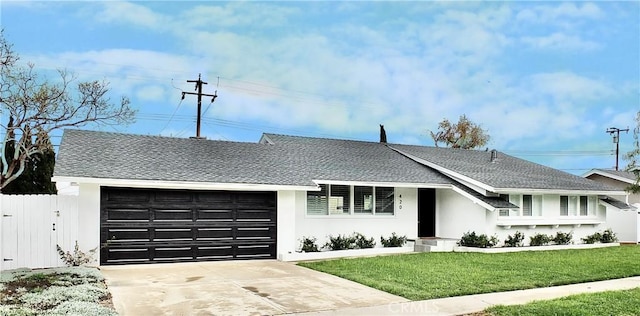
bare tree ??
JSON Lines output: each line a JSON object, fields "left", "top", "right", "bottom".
{"left": 0, "top": 31, "right": 136, "bottom": 190}
{"left": 430, "top": 114, "right": 490, "bottom": 149}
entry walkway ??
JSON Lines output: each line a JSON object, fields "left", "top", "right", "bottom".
{"left": 292, "top": 276, "right": 640, "bottom": 316}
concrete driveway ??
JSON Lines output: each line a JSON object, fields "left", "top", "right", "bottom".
{"left": 100, "top": 260, "right": 408, "bottom": 316}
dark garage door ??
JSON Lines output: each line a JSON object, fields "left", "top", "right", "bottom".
{"left": 100, "top": 187, "right": 277, "bottom": 265}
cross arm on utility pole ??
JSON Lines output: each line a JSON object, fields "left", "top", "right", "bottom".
{"left": 606, "top": 127, "right": 629, "bottom": 171}
{"left": 181, "top": 73, "right": 218, "bottom": 138}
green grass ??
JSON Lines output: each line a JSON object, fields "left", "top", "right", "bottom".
{"left": 298, "top": 245, "right": 640, "bottom": 300}
{"left": 486, "top": 287, "right": 640, "bottom": 316}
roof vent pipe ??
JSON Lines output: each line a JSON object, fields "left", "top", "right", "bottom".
{"left": 380, "top": 124, "right": 387, "bottom": 143}
{"left": 490, "top": 149, "right": 498, "bottom": 162}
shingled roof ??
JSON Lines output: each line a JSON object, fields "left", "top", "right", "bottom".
{"left": 584, "top": 168, "right": 636, "bottom": 184}
{"left": 263, "top": 133, "right": 622, "bottom": 193}
{"left": 54, "top": 130, "right": 454, "bottom": 187}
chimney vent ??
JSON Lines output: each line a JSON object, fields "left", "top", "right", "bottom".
{"left": 490, "top": 149, "right": 498, "bottom": 162}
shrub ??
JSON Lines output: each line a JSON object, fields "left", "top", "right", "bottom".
{"left": 380, "top": 233, "right": 408, "bottom": 247}
{"left": 353, "top": 233, "right": 376, "bottom": 249}
{"left": 582, "top": 232, "right": 602, "bottom": 244}
{"left": 600, "top": 228, "right": 618, "bottom": 243}
{"left": 552, "top": 231, "right": 573, "bottom": 245}
{"left": 581, "top": 229, "right": 618, "bottom": 244}
{"left": 325, "top": 234, "right": 357, "bottom": 250}
{"left": 56, "top": 241, "right": 97, "bottom": 267}
{"left": 504, "top": 231, "right": 525, "bottom": 247}
{"left": 458, "top": 231, "right": 499, "bottom": 248}
{"left": 299, "top": 236, "right": 320, "bottom": 252}
{"left": 529, "top": 233, "right": 552, "bottom": 246}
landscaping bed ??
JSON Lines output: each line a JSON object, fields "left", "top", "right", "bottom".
{"left": 0, "top": 266, "right": 116, "bottom": 316}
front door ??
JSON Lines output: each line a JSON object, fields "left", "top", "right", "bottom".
{"left": 418, "top": 188, "right": 436, "bottom": 237}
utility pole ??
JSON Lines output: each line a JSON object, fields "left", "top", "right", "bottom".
{"left": 182, "top": 74, "right": 217, "bottom": 138}
{"left": 606, "top": 127, "right": 629, "bottom": 170}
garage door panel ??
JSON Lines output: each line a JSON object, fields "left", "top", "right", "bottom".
{"left": 197, "top": 246, "right": 234, "bottom": 259}
{"left": 154, "top": 191, "right": 193, "bottom": 202}
{"left": 236, "top": 244, "right": 274, "bottom": 258}
{"left": 104, "top": 189, "right": 151, "bottom": 203}
{"left": 236, "top": 209, "right": 275, "bottom": 221}
{"left": 105, "top": 248, "right": 150, "bottom": 262}
{"left": 197, "top": 227, "right": 233, "bottom": 240}
{"left": 101, "top": 187, "right": 277, "bottom": 265}
{"left": 154, "top": 228, "right": 193, "bottom": 240}
{"left": 106, "top": 228, "right": 150, "bottom": 241}
{"left": 154, "top": 209, "right": 192, "bottom": 221}
{"left": 105, "top": 208, "right": 150, "bottom": 221}
{"left": 154, "top": 247, "right": 193, "bottom": 259}
{"left": 197, "top": 209, "right": 234, "bottom": 221}
{"left": 236, "top": 227, "right": 275, "bottom": 239}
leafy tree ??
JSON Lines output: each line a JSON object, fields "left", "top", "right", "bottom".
{"left": 624, "top": 111, "right": 640, "bottom": 193}
{"left": 430, "top": 114, "right": 490, "bottom": 149}
{"left": 0, "top": 30, "right": 136, "bottom": 190}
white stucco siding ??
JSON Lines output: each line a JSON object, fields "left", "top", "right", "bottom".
{"left": 276, "top": 190, "right": 298, "bottom": 258}
{"left": 605, "top": 207, "right": 638, "bottom": 243}
{"left": 77, "top": 183, "right": 101, "bottom": 264}
{"left": 437, "top": 189, "right": 489, "bottom": 239}
{"left": 291, "top": 187, "right": 418, "bottom": 252}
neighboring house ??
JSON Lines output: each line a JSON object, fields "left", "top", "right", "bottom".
{"left": 584, "top": 169, "right": 640, "bottom": 243}
{"left": 52, "top": 130, "right": 632, "bottom": 265}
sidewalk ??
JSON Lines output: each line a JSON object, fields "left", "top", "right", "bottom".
{"left": 291, "top": 276, "right": 640, "bottom": 316}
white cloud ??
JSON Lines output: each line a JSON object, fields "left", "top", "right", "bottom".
{"left": 521, "top": 32, "right": 600, "bottom": 51}
{"left": 526, "top": 72, "right": 614, "bottom": 102}
{"left": 94, "top": 1, "right": 169, "bottom": 30}
{"left": 516, "top": 2, "right": 603, "bottom": 24}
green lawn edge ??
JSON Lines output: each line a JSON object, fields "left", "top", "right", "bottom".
{"left": 298, "top": 245, "right": 640, "bottom": 301}
{"left": 485, "top": 287, "right": 640, "bottom": 316}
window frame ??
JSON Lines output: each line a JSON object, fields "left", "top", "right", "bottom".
{"left": 498, "top": 194, "right": 542, "bottom": 217}
{"left": 306, "top": 184, "right": 395, "bottom": 216}
{"left": 560, "top": 195, "right": 595, "bottom": 217}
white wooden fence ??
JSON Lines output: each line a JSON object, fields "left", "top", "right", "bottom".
{"left": 1, "top": 194, "right": 79, "bottom": 271}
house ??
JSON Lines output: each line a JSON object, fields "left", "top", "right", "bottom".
{"left": 584, "top": 169, "right": 640, "bottom": 243}
{"left": 52, "top": 130, "right": 632, "bottom": 265}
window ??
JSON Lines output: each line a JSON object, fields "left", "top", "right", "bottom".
{"left": 375, "top": 187, "right": 394, "bottom": 214}
{"left": 499, "top": 194, "right": 541, "bottom": 217}
{"left": 499, "top": 194, "right": 510, "bottom": 216}
{"left": 354, "top": 186, "right": 374, "bottom": 214}
{"left": 560, "top": 196, "right": 568, "bottom": 216}
{"left": 560, "top": 195, "right": 593, "bottom": 216}
{"left": 522, "top": 195, "right": 532, "bottom": 216}
{"left": 307, "top": 185, "right": 395, "bottom": 215}
{"left": 307, "top": 184, "right": 328, "bottom": 215}
{"left": 580, "top": 196, "right": 588, "bottom": 216}
{"left": 330, "top": 185, "right": 350, "bottom": 214}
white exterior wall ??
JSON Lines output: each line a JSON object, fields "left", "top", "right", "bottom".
{"left": 605, "top": 207, "right": 638, "bottom": 243}
{"left": 290, "top": 187, "right": 418, "bottom": 252}
{"left": 77, "top": 183, "right": 101, "bottom": 265}
{"left": 437, "top": 189, "right": 489, "bottom": 239}
{"left": 276, "top": 190, "right": 298, "bottom": 259}
{"left": 493, "top": 194, "right": 613, "bottom": 246}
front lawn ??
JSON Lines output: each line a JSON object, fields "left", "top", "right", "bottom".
{"left": 298, "top": 245, "right": 640, "bottom": 300}
{"left": 0, "top": 267, "right": 116, "bottom": 316}
{"left": 484, "top": 287, "right": 640, "bottom": 316}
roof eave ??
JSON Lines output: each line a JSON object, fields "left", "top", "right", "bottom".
{"left": 494, "top": 188, "right": 629, "bottom": 196}
{"left": 388, "top": 145, "right": 497, "bottom": 193}
{"left": 583, "top": 169, "right": 635, "bottom": 185}
{"left": 51, "top": 176, "right": 317, "bottom": 191}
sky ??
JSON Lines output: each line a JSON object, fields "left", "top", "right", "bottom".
{"left": 1, "top": 1, "right": 639, "bottom": 175}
